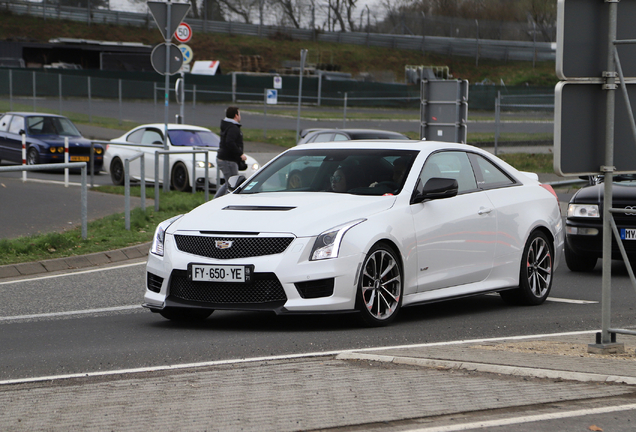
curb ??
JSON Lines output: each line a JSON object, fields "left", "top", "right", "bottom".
{"left": 0, "top": 242, "right": 151, "bottom": 280}
{"left": 336, "top": 352, "right": 636, "bottom": 386}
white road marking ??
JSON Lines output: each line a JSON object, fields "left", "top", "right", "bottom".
{"left": 485, "top": 293, "right": 598, "bottom": 304}
{"left": 0, "top": 305, "right": 143, "bottom": 322}
{"left": 546, "top": 297, "right": 598, "bottom": 304}
{"left": 0, "top": 261, "right": 146, "bottom": 285}
{"left": 405, "top": 403, "right": 636, "bottom": 432}
{"left": 0, "top": 329, "right": 599, "bottom": 386}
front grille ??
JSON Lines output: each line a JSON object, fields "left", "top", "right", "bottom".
{"left": 174, "top": 235, "right": 294, "bottom": 259}
{"left": 147, "top": 272, "right": 164, "bottom": 293}
{"left": 295, "top": 278, "right": 335, "bottom": 299}
{"left": 611, "top": 205, "right": 636, "bottom": 224}
{"left": 169, "top": 270, "right": 287, "bottom": 304}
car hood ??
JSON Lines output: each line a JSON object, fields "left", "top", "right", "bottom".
{"left": 572, "top": 181, "right": 636, "bottom": 203}
{"left": 34, "top": 136, "right": 90, "bottom": 146}
{"left": 169, "top": 192, "right": 397, "bottom": 237}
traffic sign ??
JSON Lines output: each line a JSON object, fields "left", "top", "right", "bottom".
{"left": 555, "top": 81, "right": 636, "bottom": 175}
{"left": 266, "top": 89, "right": 278, "bottom": 105}
{"left": 151, "top": 43, "right": 183, "bottom": 75}
{"left": 175, "top": 22, "right": 192, "bottom": 43}
{"left": 557, "top": 0, "right": 636, "bottom": 80}
{"left": 147, "top": 1, "right": 191, "bottom": 41}
{"left": 273, "top": 76, "right": 282, "bottom": 89}
{"left": 420, "top": 80, "right": 468, "bottom": 143}
{"left": 178, "top": 44, "right": 193, "bottom": 64}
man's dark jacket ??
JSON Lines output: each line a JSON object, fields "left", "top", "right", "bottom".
{"left": 217, "top": 119, "right": 244, "bottom": 164}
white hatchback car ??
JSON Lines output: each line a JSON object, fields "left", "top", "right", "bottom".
{"left": 104, "top": 123, "right": 259, "bottom": 191}
{"left": 143, "top": 141, "right": 564, "bottom": 326}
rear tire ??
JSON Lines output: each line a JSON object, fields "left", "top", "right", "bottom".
{"left": 110, "top": 157, "right": 124, "bottom": 185}
{"left": 564, "top": 242, "right": 597, "bottom": 272}
{"left": 171, "top": 162, "right": 190, "bottom": 192}
{"left": 159, "top": 308, "right": 213, "bottom": 321}
{"left": 500, "top": 231, "right": 553, "bottom": 306}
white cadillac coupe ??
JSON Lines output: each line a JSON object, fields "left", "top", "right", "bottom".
{"left": 143, "top": 140, "right": 563, "bottom": 326}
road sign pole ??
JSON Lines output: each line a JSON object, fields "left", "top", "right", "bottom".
{"left": 600, "top": 0, "right": 618, "bottom": 348}
{"left": 296, "top": 49, "right": 308, "bottom": 142}
{"left": 163, "top": 1, "right": 172, "bottom": 192}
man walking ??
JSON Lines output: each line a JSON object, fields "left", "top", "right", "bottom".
{"left": 215, "top": 106, "right": 247, "bottom": 197}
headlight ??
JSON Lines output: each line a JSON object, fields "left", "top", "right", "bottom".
{"left": 196, "top": 161, "right": 213, "bottom": 168}
{"left": 150, "top": 215, "right": 183, "bottom": 256}
{"left": 567, "top": 204, "right": 600, "bottom": 218}
{"left": 252, "top": 163, "right": 259, "bottom": 171}
{"left": 310, "top": 219, "right": 365, "bottom": 261}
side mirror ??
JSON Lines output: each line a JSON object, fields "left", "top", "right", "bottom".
{"left": 227, "top": 174, "right": 247, "bottom": 192}
{"left": 411, "top": 177, "right": 458, "bottom": 204}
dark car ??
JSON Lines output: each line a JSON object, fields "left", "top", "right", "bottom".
{"left": 297, "top": 128, "right": 410, "bottom": 145}
{"left": 565, "top": 174, "right": 636, "bottom": 272}
{"left": 0, "top": 112, "right": 103, "bottom": 170}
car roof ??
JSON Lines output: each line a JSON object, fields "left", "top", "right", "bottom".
{"left": 289, "top": 139, "right": 475, "bottom": 152}
{"left": 4, "top": 112, "right": 67, "bottom": 118}
{"left": 131, "top": 123, "right": 211, "bottom": 131}
{"left": 301, "top": 128, "right": 406, "bottom": 137}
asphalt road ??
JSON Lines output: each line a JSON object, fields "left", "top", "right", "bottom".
{"left": 0, "top": 255, "right": 632, "bottom": 382}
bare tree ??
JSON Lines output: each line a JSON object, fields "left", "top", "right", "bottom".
{"left": 270, "top": 0, "right": 307, "bottom": 28}
{"left": 216, "top": 0, "right": 259, "bottom": 23}
{"left": 525, "top": 0, "right": 556, "bottom": 41}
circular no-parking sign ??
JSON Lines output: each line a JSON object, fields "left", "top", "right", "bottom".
{"left": 174, "top": 22, "right": 192, "bottom": 43}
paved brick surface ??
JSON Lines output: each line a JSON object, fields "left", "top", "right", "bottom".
{"left": 373, "top": 334, "right": 636, "bottom": 379}
{"left": 0, "top": 358, "right": 631, "bottom": 431}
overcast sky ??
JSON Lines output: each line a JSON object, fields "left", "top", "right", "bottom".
{"left": 107, "top": 0, "right": 382, "bottom": 28}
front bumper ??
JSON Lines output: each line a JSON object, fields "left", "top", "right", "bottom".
{"left": 144, "top": 235, "right": 363, "bottom": 314}
{"left": 566, "top": 218, "right": 636, "bottom": 258}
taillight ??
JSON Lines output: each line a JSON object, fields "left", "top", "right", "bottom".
{"left": 540, "top": 183, "right": 558, "bottom": 200}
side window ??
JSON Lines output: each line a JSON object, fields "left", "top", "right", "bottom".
{"left": 418, "top": 151, "right": 477, "bottom": 194}
{"left": 0, "top": 114, "right": 13, "bottom": 132}
{"left": 8, "top": 116, "right": 24, "bottom": 135}
{"left": 333, "top": 134, "right": 349, "bottom": 141}
{"left": 472, "top": 154, "right": 515, "bottom": 189}
{"left": 313, "top": 133, "right": 335, "bottom": 143}
{"left": 141, "top": 129, "right": 164, "bottom": 145}
{"left": 127, "top": 129, "right": 144, "bottom": 143}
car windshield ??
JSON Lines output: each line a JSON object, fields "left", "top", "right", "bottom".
{"left": 27, "top": 116, "right": 81, "bottom": 137}
{"left": 168, "top": 130, "right": 220, "bottom": 148}
{"left": 239, "top": 148, "right": 418, "bottom": 196}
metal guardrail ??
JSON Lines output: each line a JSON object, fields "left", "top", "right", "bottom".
{"left": 3, "top": 1, "right": 555, "bottom": 62}
{"left": 0, "top": 162, "right": 88, "bottom": 239}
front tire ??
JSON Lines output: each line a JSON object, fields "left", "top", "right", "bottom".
{"left": 356, "top": 244, "right": 403, "bottom": 327}
{"left": 171, "top": 162, "right": 190, "bottom": 192}
{"left": 564, "top": 242, "right": 597, "bottom": 272}
{"left": 159, "top": 308, "right": 213, "bottom": 321}
{"left": 110, "top": 157, "right": 124, "bottom": 185}
{"left": 500, "top": 230, "right": 553, "bottom": 306}
{"left": 27, "top": 147, "right": 40, "bottom": 165}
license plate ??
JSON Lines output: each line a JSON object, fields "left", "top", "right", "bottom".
{"left": 70, "top": 156, "right": 90, "bottom": 162}
{"left": 188, "top": 263, "right": 253, "bottom": 283}
{"left": 620, "top": 229, "right": 636, "bottom": 240}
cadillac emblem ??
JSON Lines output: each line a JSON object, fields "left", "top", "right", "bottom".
{"left": 215, "top": 240, "right": 233, "bottom": 249}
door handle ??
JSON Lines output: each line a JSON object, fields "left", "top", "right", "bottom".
{"left": 478, "top": 207, "right": 493, "bottom": 215}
